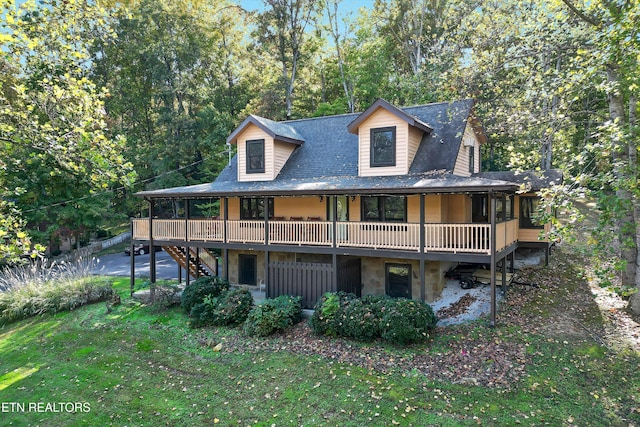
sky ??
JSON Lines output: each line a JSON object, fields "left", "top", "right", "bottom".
{"left": 238, "top": 0, "right": 374, "bottom": 15}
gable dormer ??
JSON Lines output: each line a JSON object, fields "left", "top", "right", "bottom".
{"left": 227, "top": 115, "right": 304, "bottom": 182}
{"left": 452, "top": 114, "right": 487, "bottom": 177}
{"left": 347, "top": 99, "right": 432, "bottom": 177}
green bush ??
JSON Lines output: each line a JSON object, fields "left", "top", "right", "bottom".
{"left": 308, "top": 291, "right": 356, "bottom": 336}
{"left": 336, "top": 298, "right": 381, "bottom": 341}
{"left": 243, "top": 295, "right": 303, "bottom": 337}
{"left": 308, "top": 292, "right": 437, "bottom": 345}
{"left": 189, "top": 288, "right": 253, "bottom": 328}
{"left": 379, "top": 298, "right": 437, "bottom": 345}
{"left": 181, "top": 276, "right": 229, "bottom": 314}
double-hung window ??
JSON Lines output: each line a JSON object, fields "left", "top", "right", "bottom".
{"left": 246, "top": 139, "right": 265, "bottom": 174}
{"left": 370, "top": 127, "right": 396, "bottom": 167}
{"left": 361, "top": 196, "right": 407, "bottom": 222}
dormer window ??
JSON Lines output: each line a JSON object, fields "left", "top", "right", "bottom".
{"left": 371, "top": 126, "right": 396, "bottom": 167}
{"left": 246, "top": 139, "right": 265, "bottom": 174}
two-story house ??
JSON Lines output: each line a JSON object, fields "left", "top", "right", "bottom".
{"left": 131, "top": 98, "right": 561, "bottom": 326}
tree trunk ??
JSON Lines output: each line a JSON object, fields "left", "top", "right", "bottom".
{"left": 607, "top": 66, "right": 637, "bottom": 289}
{"left": 630, "top": 94, "right": 640, "bottom": 315}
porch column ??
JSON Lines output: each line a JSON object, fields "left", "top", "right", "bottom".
{"left": 331, "top": 196, "right": 338, "bottom": 289}
{"left": 264, "top": 196, "right": 270, "bottom": 297}
{"left": 223, "top": 197, "right": 229, "bottom": 281}
{"left": 129, "top": 219, "right": 135, "bottom": 296}
{"left": 419, "top": 194, "right": 426, "bottom": 302}
{"left": 185, "top": 199, "right": 190, "bottom": 286}
{"left": 331, "top": 195, "right": 337, "bottom": 249}
{"left": 148, "top": 200, "right": 156, "bottom": 284}
{"left": 490, "top": 191, "right": 497, "bottom": 327}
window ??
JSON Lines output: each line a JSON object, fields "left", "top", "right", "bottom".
{"left": 469, "top": 146, "right": 475, "bottom": 173}
{"left": 385, "top": 263, "right": 411, "bottom": 299}
{"left": 240, "top": 198, "right": 274, "bottom": 219}
{"left": 361, "top": 196, "right": 406, "bottom": 222}
{"left": 370, "top": 127, "right": 396, "bottom": 167}
{"left": 246, "top": 139, "right": 265, "bottom": 174}
{"left": 520, "top": 196, "right": 543, "bottom": 229}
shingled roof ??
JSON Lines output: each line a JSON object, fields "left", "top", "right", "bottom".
{"left": 137, "top": 99, "right": 525, "bottom": 199}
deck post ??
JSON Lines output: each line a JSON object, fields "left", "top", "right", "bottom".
{"left": 501, "top": 257, "right": 507, "bottom": 296}
{"left": 331, "top": 196, "right": 338, "bottom": 289}
{"left": 419, "top": 194, "right": 426, "bottom": 302}
{"left": 129, "top": 219, "right": 135, "bottom": 296}
{"left": 148, "top": 199, "right": 156, "bottom": 301}
{"left": 490, "top": 191, "right": 497, "bottom": 327}
{"left": 185, "top": 199, "right": 190, "bottom": 286}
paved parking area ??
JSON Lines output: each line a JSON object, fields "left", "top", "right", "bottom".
{"left": 92, "top": 250, "right": 182, "bottom": 280}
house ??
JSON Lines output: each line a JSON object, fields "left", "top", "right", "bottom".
{"left": 131, "top": 98, "right": 562, "bottom": 326}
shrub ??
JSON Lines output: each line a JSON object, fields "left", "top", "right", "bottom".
{"left": 308, "top": 292, "right": 437, "bottom": 345}
{"left": 181, "top": 276, "right": 229, "bottom": 314}
{"left": 243, "top": 295, "right": 303, "bottom": 337}
{"left": 189, "top": 288, "right": 253, "bottom": 328}
{"left": 379, "top": 298, "right": 437, "bottom": 345}
{"left": 308, "top": 291, "right": 356, "bottom": 336}
{"left": 336, "top": 298, "right": 381, "bottom": 341}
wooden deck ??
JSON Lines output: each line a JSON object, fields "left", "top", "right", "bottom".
{"left": 133, "top": 218, "right": 518, "bottom": 255}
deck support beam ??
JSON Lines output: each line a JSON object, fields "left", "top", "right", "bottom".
{"left": 490, "top": 191, "right": 497, "bottom": 327}
{"left": 419, "top": 194, "right": 426, "bottom": 302}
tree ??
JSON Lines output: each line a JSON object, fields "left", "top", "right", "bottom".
{"left": 0, "top": 0, "right": 134, "bottom": 254}
{"left": 253, "top": 0, "right": 322, "bottom": 119}
{"left": 557, "top": 0, "right": 640, "bottom": 314}
{"left": 92, "top": 0, "right": 246, "bottom": 213}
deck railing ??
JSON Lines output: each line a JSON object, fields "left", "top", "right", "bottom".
{"left": 132, "top": 218, "right": 519, "bottom": 254}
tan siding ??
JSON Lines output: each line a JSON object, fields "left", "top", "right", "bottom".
{"left": 274, "top": 141, "right": 296, "bottom": 176}
{"left": 425, "top": 195, "right": 443, "bottom": 222}
{"left": 453, "top": 125, "right": 479, "bottom": 176}
{"left": 237, "top": 124, "right": 275, "bottom": 182}
{"left": 227, "top": 198, "right": 240, "bottom": 220}
{"left": 274, "top": 196, "right": 326, "bottom": 219}
{"left": 358, "top": 109, "right": 410, "bottom": 176}
{"left": 349, "top": 196, "right": 361, "bottom": 221}
{"left": 407, "top": 195, "right": 420, "bottom": 222}
{"left": 446, "top": 194, "right": 471, "bottom": 223}
{"left": 515, "top": 193, "right": 550, "bottom": 242}
{"left": 407, "top": 126, "right": 423, "bottom": 168}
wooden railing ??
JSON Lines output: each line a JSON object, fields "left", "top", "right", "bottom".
{"left": 132, "top": 218, "right": 520, "bottom": 254}
{"left": 337, "top": 222, "right": 420, "bottom": 251}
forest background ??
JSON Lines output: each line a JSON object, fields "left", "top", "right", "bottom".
{"left": 1, "top": 0, "right": 639, "bottom": 315}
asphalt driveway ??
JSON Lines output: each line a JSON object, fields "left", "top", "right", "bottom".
{"left": 93, "top": 250, "right": 181, "bottom": 280}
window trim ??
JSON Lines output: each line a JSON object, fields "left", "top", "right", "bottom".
{"left": 519, "top": 196, "right": 544, "bottom": 229}
{"left": 468, "top": 145, "right": 475, "bottom": 173}
{"left": 240, "top": 197, "right": 274, "bottom": 220}
{"left": 246, "top": 139, "right": 265, "bottom": 174}
{"left": 361, "top": 196, "right": 407, "bottom": 222}
{"left": 385, "top": 263, "right": 412, "bottom": 299}
{"left": 370, "top": 126, "right": 396, "bottom": 167}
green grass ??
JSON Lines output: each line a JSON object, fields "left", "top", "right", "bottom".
{"left": 1, "top": 265, "right": 639, "bottom": 425}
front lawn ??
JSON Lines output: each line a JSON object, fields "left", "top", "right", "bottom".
{"left": 1, "top": 257, "right": 639, "bottom": 426}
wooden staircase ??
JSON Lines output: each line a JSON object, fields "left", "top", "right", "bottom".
{"left": 162, "top": 246, "right": 217, "bottom": 279}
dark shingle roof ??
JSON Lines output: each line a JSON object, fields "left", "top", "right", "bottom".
{"left": 474, "top": 169, "right": 563, "bottom": 191}
{"left": 137, "top": 99, "right": 534, "bottom": 199}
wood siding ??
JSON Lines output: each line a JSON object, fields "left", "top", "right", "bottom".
{"left": 274, "top": 140, "right": 296, "bottom": 177}
{"left": 408, "top": 126, "right": 423, "bottom": 169}
{"left": 275, "top": 196, "right": 325, "bottom": 219}
{"left": 514, "top": 193, "right": 551, "bottom": 243}
{"left": 235, "top": 124, "right": 296, "bottom": 182}
{"left": 358, "top": 108, "right": 411, "bottom": 176}
{"left": 453, "top": 125, "right": 479, "bottom": 176}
